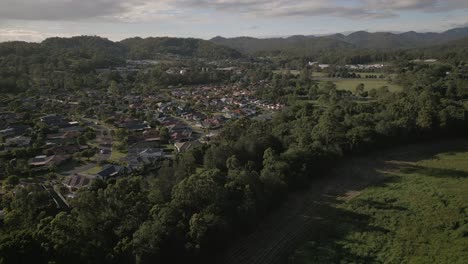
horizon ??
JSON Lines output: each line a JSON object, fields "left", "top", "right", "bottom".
{"left": 1, "top": 0, "right": 467, "bottom": 42}
{"left": 2, "top": 26, "right": 468, "bottom": 44}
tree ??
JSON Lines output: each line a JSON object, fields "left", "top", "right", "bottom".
{"left": 188, "top": 209, "right": 226, "bottom": 251}
{"left": 109, "top": 80, "right": 120, "bottom": 95}
{"left": 355, "top": 83, "right": 365, "bottom": 96}
{"left": 5, "top": 175, "right": 20, "bottom": 186}
{"left": 159, "top": 127, "right": 170, "bottom": 143}
{"left": 171, "top": 169, "right": 225, "bottom": 215}
{"left": 80, "top": 149, "right": 96, "bottom": 161}
{"left": 259, "top": 148, "right": 288, "bottom": 202}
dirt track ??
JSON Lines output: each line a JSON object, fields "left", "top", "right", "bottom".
{"left": 218, "top": 139, "right": 468, "bottom": 264}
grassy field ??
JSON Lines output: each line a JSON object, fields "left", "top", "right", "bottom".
{"left": 291, "top": 149, "right": 468, "bottom": 264}
{"left": 82, "top": 165, "right": 103, "bottom": 175}
{"left": 109, "top": 148, "right": 126, "bottom": 162}
{"left": 320, "top": 78, "right": 403, "bottom": 92}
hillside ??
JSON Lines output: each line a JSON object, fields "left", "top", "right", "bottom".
{"left": 211, "top": 36, "right": 353, "bottom": 54}
{"left": 211, "top": 27, "right": 468, "bottom": 54}
{"left": 41, "top": 36, "right": 128, "bottom": 58}
{"left": 442, "top": 35, "right": 468, "bottom": 47}
{"left": 0, "top": 35, "right": 243, "bottom": 62}
{"left": 120, "top": 37, "right": 242, "bottom": 60}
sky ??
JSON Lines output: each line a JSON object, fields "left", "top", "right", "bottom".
{"left": 1, "top": 0, "right": 468, "bottom": 42}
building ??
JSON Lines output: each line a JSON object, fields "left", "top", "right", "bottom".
{"left": 174, "top": 140, "right": 202, "bottom": 152}
{"left": 64, "top": 174, "right": 92, "bottom": 190}
{"left": 96, "top": 164, "right": 125, "bottom": 181}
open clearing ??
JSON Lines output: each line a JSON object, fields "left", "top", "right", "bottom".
{"left": 218, "top": 139, "right": 468, "bottom": 264}
{"left": 291, "top": 146, "right": 468, "bottom": 264}
{"left": 319, "top": 78, "right": 403, "bottom": 92}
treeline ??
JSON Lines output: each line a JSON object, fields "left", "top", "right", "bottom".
{"left": 256, "top": 42, "right": 468, "bottom": 67}
{"left": 1, "top": 63, "right": 468, "bottom": 263}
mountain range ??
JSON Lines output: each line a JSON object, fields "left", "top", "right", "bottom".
{"left": 210, "top": 27, "right": 468, "bottom": 54}
{"left": 1, "top": 27, "right": 467, "bottom": 62}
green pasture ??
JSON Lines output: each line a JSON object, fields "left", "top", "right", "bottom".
{"left": 291, "top": 149, "right": 468, "bottom": 263}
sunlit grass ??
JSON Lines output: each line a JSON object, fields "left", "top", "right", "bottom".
{"left": 320, "top": 79, "right": 403, "bottom": 92}
{"left": 291, "top": 150, "right": 468, "bottom": 264}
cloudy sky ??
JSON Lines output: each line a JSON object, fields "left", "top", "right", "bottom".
{"left": 1, "top": 0, "right": 468, "bottom": 42}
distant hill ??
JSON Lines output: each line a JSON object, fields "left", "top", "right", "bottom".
{"left": 211, "top": 27, "right": 468, "bottom": 54}
{"left": 210, "top": 36, "right": 353, "bottom": 55}
{"left": 442, "top": 36, "right": 468, "bottom": 47}
{"left": 42, "top": 36, "right": 126, "bottom": 53}
{"left": 120, "top": 37, "right": 242, "bottom": 60}
{"left": 0, "top": 35, "right": 242, "bottom": 61}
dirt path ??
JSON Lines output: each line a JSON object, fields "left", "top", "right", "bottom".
{"left": 218, "top": 139, "right": 468, "bottom": 264}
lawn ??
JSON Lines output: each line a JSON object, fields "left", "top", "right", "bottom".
{"left": 56, "top": 159, "right": 84, "bottom": 173}
{"left": 82, "top": 165, "right": 103, "bottom": 175}
{"left": 109, "top": 148, "right": 126, "bottom": 162}
{"left": 319, "top": 78, "right": 403, "bottom": 93}
{"left": 290, "top": 150, "right": 468, "bottom": 264}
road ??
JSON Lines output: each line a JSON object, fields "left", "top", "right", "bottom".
{"left": 218, "top": 139, "right": 468, "bottom": 264}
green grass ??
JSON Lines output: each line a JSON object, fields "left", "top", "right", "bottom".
{"left": 82, "top": 166, "right": 102, "bottom": 175}
{"left": 56, "top": 159, "right": 84, "bottom": 173}
{"left": 291, "top": 150, "right": 468, "bottom": 264}
{"left": 320, "top": 78, "right": 403, "bottom": 92}
{"left": 109, "top": 149, "right": 126, "bottom": 162}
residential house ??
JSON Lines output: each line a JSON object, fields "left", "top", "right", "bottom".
{"left": 29, "top": 155, "right": 55, "bottom": 167}
{"left": 0, "top": 124, "right": 31, "bottom": 138}
{"left": 118, "top": 119, "right": 149, "bottom": 131}
{"left": 126, "top": 148, "right": 164, "bottom": 170}
{"left": 96, "top": 164, "right": 125, "bottom": 181}
{"left": 46, "top": 131, "right": 81, "bottom": 145}
{"left": 0, "top": 112, "right": 17, "bottom": 127}
{"left": 40, "top": 114, "right": 69, "bottom": 128}
{"left": 28, "top": 155, "right": 69, "bottom": 168}
{"left": 45, "top": 145, "right": 81, "bottom": 155}
{"left": 5, "top": 136, "right": 31, "bottom": 147}
{"left": 64, "top": 174, "right": 91, "bottom": 190}
{"left": 174, "top": 140, "right": 202, "bottom": 152}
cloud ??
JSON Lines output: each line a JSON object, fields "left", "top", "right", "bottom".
{"left": 0, "top": 28, "right": 73, "bottom": 42}
{"left": 0, "top": 0, "right": 467, "bottom": 22}
{"left": 363, "top": 0, "right": 439, "bottom": 11}
{"left": 0, "top": 0, "right": 147, "bottom": 21}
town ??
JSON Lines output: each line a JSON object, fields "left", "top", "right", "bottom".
{"left": 0, "top": 69, "right": 286, "bottom": 205}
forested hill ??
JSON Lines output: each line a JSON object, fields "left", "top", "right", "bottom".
{"left": 0, "top": 35, "right": 242, "bottom": 62}
{"left": 121, "top": 37, "right": 242, "bottom": 60}
{"left": 210, "top": 36, "right": 354, "bottom": 56}
{"left": 443, "top": 35, "right": 468, "bottom": 47}
{"left": 210, "top": 27, "right": 468, "bottom": 54}
{"left": 41, "top": 36, "right": 128, "bottom": 57}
